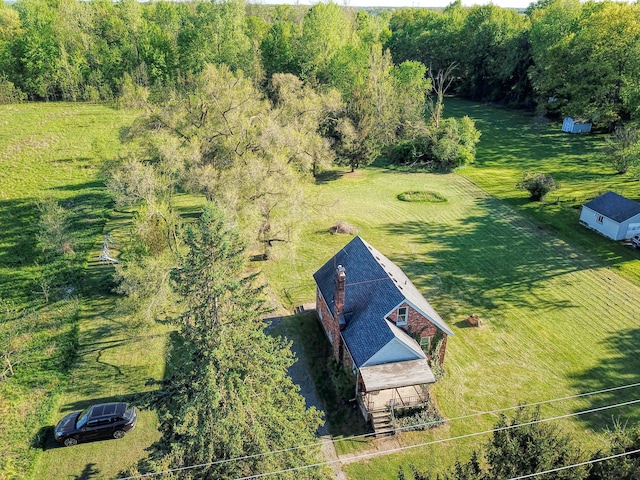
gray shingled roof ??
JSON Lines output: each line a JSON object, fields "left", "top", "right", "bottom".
{"left": 584, "top": 192, "right": 640, "bottom": 223}
{"left": 312, "top": 236, "right": 452, "bottom": 368}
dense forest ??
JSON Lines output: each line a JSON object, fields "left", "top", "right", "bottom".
{"left": 1, "top": 0, "right": 640, "bottom": 130}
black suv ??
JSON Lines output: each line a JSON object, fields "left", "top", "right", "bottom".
{"left": 54, "top": 402, "right": 137, "bottom": 446}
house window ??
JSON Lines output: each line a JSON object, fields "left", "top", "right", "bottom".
{"left": 327, "top": 330, "right": 333, "bottom": 345}
{"left": 420, "top": 337, "right": 431, "bottom": 348}
{"left": 397, "top": 306, "right": 408, "bottom": 325}
{"left": 596, "top": 214, "right": 604, "bottom": 224}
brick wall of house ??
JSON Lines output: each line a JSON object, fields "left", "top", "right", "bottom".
{"left": 342, "top": 346, "right": 354, "bottom": 372}
{"left": 388, "top": 302, "right": 448, "bottom": 363}
{"left": 437, "top": 336, "right": 448, "bottom": 365}
{"left": 316, "top": 288, "right": 342, "bottom": 361}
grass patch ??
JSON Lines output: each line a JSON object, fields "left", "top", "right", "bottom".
{"left": 260, "top": 160, "right": 640, "bottom": 477}
{"left": 0, "top": 102, "right": 171, "bottom": 479}
{"left": 397, "top": 190, "right": 447, "bottom": 203}
{"left": 445, "top": 97, "right": 640, "bottom": 284}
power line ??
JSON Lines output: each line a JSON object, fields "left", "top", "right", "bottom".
{"left": 117, "top": 379, "right": 640, "bottom": 480}
{"left": 506, "top": 448, "right": 640, "bottom": 480}
{"left": 232, "top": 398, "right": 640, "bottom": 480}
{"left": 390, "top": 380, "right": 640, "bottom": 436}
{"left": 117, "top": 394, "right": 640, "bottom": 480}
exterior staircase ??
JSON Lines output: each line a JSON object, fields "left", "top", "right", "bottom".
{"left": 293, "top": 303, "right": 316, "bottom": 315}
{"left": 371, "top": 410, "right": 395, "bottom": 437}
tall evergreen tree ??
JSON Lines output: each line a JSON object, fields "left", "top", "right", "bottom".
{"left": 143, "top": 203, "right": 327, "bottom": 480}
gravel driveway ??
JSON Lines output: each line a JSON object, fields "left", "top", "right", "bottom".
{"left": 266, "top": 316, "right": 346, "bottom": 479}
{"left": 266, "top": 316, "right": 329, "bottom": 436}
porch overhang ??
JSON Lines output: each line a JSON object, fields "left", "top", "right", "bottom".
{"left": 359, "top": 358, "right": 436, "bottom": 392}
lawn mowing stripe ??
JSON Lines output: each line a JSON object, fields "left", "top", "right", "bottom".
{"left": 263, "top": 168, "right": 640, "bottom": 479}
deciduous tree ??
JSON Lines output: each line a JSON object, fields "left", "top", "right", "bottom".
{"left": 603, "top": 125, "right": 640, "bottom": 174}
{"left": 401, "top": 408, "right": 586, "bottom": 480}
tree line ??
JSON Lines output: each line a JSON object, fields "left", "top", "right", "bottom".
{"left": 387, "top": 0, "right": 640, "bottom": 130}
{"left": 2, "top": 0, "right": 640, "bottom": 130}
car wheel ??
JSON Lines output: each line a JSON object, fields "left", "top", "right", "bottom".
{"left": 113, "top": 430, "right": 126, "bottom": 439}
{"left": 63, "top": 437, "right": 78, "bottom": 447}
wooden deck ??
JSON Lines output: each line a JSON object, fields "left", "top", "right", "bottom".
{"left": 363, "top": 385, "right": 428, "bottom": 412}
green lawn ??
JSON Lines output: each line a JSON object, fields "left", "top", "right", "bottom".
{"left": 259, "top": 106, "right": 640, "bottom": 478}
{"left": 5, "top": 98, "right": 640, "bottom": 480}
{"left": 447, "top": 97, "right": 640, "bottom": 284}
{"left": 0, "top": 103, "right": 170, "bottom": 479}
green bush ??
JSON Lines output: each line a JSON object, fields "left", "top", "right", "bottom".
{"left": 0, "top": 76, "right": 26, "bottom": 104}
{"left": 388, "top": 117, "right": 481, "bottom": 170}
{"left": 329, "top": 358, "right": 356, "bottom": 400}
{"left": 516, "top": 172, "right": 558, "bottom": 201}
{"left": 397, "top": 191, "right": 447, "bottom": 203}
{"left": 394, "top": 404, "right": 444, "bottom": 432}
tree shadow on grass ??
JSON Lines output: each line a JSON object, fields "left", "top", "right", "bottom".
{"left": 0, "top": 198, "right": 40, "bottom": 303}
{"left": 569, "top": 328, "right": 640, "bottom": 432}
{"left": 383, "top": 196, "right": 600, "bottom": 319}
{"left": 444, "top": 98, "right": 605, "bottom": 174}
{"left": 0, "top": 182, "right": 115, "bottom": 303}
{"left": 315, "top": 170, "right": 344, "bottom": 184}
{"left": 74, "top": 463, "right": 100, "bottom": 480}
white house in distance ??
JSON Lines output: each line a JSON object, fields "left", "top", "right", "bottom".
{"left": 579, "top": 191, "right": 640, "bottom": 240}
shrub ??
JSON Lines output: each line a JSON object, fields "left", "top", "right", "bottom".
{"left": 388, "top": 139, "right": 430, "bottom": 166}
{"left": 397, "top": 191, "right": 447, "bottom": 203}
{"left": 0, "top": 76, "right": 26, "bottom": 104}
{"left": 328, "top": 359, "right": 355, "bottom": 400}
{"left": 516, "top": 172, "right": 557, "bottom": 201}
{"left": 388, "top": 117, "right": 481, "bottom": 170}
{"left": 394, "top": 404, "right": 444, "bottom": 432}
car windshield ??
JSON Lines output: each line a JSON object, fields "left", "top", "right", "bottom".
{"left": 75, "top": 407, "right": 92, "bottom": 429}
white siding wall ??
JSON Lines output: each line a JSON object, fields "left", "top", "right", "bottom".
{"left": 621, "top": 214, "right": 640, "bottom": 238}
{"left": 580, "top": 206, "right": 624, "bottom": 240}
{"left": 362, "top": 338, "right": 424, "bottom": 367}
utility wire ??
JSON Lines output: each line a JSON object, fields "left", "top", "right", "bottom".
{"left": 506, "top": 448, "right": 640, "bottom": 480}
{"left": 117, "top": 394, "right": 640, "bottom": 480}
{"left": 121, "top": 379, "right": 640, "bottom": 480}
{"left": 232, "top": 398, "right": 640, "bottom": 480}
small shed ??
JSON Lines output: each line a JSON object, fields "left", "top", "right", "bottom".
{"left": 562, "top": 117, "right": 592, "bottom": 134}
{"left": 579, "top": 191, "right": 640, "bottom": 240}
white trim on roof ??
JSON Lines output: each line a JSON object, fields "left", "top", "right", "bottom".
{"left": 383, "top": 298, "right": 454, "bottom": 337}
{"left": 362, "top": 336, "right": 425, "bottom": 367}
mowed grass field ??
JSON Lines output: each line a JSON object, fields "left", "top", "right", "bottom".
{"left": 448, "top": 97, "right": 640, "bottom": 283}
{"left": 4, "top": 98, "right": 640, "bottom": 479}
{"left": 260, "top": 109, "right": 640, "bottom": 477}
{"left": 0, "top": 103, "right": 169, "bottom": 479}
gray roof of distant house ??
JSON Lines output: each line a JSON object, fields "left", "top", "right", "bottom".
{"left": 312, "top": 236, "right": 452, "bottom": 368}
{"left": 584, "top": 191, "right": 640, "bottom": 223}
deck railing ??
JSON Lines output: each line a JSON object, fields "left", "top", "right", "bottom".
{"left": 388, "top": 393, "right": 428, "bottom": 410}
{"left": 363, "top": 390, "right": 429, "bottom": 413}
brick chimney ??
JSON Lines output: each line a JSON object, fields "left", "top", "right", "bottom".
{"left": 334, "top": 265, "right": 346, "bottom": 322}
